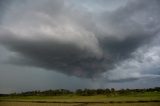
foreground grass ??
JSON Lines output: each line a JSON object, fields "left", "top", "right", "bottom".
{"left": 0, "top": 102, "right": 160, "bottom": 106}
{"left": 0, "top": 92, "right": 160, "bottom": 103}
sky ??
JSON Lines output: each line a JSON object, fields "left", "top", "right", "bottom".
{"left": 0, "top": 0, "right": 160, "bottom": 94}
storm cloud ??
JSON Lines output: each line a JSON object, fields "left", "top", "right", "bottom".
{"left": 0, "top": 0, "right": 160, "bottom": 80}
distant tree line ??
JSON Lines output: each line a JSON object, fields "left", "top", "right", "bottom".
{"left": 4, "top": 87, "right": 160, "bottom": 96}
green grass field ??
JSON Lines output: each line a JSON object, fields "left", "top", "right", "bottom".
{"left": 0, "top": 102, "right": 160, "bottom": 106}
{"left": 1, "top": 92, "right": 160, "bottom": 102}
{"left": 0, "top": 92, "right": 160, "bottom": 106}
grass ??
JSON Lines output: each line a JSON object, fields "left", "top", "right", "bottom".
{"left": 0, "top": 92, "right": 160, "bottom": 106}
{"left": 0, "top": 102, "right": 160, "bottom": 106}
{"left": 0, "top": 92, "right": 160, "bottom": 102}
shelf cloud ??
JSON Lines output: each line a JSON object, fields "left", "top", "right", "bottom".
{"left": 0, "top": 0, "right": 160, "bottom": 81}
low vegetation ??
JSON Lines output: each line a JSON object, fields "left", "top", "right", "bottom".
{"left": 1, "top": 87, "right": 159, "bottom": 97}
{"left": 0, "top": 87, "right": 160, "bottom": 106}
{"left": 0, "top": 102, "right": 160, "bottom": 106}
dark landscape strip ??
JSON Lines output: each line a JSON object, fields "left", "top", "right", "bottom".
{"left": 0, "top": 100, "right": 160, "bottom": 104}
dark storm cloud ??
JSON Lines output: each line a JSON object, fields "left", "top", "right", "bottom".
{"left": 0, "top": 32, "right": 107, "bottom": 78}
{"left": 0, "top": 0, "right": 160, "bottom": 79}
{"left": 97, "top": 0, "right": 160, "bottom": 61}
{"left": 99, "top": 33, "right": 152, "bottom": 61}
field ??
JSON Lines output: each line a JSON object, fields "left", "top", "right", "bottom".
{"left": 0, "top": 102, "right": 160, "bottom": 106}
{"left": 0, "top": 92, "right": 160, "bottom": 106}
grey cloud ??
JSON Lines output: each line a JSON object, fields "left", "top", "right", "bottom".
{"left": 0, "top": 32, "right": 106, "bottom": 78}
{"left": 0, "top": 0, "right": 160, "bottom": 80}
{"left": 0, "top": 0, "right": 11, "bottom": 24}
{"left": 102, "top": 42, "right": 160, "bottom": 82}
{"left": 107, "top": 78, "right": 139, "bottom": 83}
{"left": 96, "top": 0, "right": 160, "bottom": 61}
{"left": 0, "top": 64, "right": 93, "bottom": 93}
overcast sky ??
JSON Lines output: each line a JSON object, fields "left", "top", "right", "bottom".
{"left": 0, "top": 0, "right": 160, "bottom": 94}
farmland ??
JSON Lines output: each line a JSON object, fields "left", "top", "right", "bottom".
{"left": 0, "top": 88, "right": 160, "bottom": 106}
{"left": 0, "top": 94, "right": 160, "bottom": 106}
{"left": 0, "top": 102, "right": 160, "bottom": 106}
